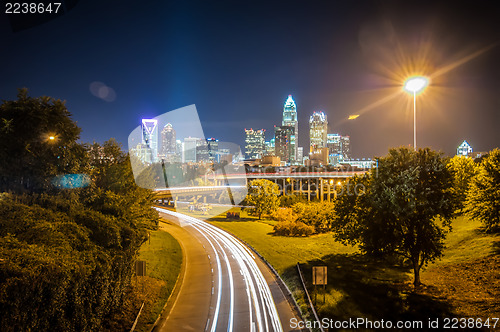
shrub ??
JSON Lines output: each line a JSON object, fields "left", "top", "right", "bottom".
{"left": 272, "top": 208, "right": 315, "bottom": 236}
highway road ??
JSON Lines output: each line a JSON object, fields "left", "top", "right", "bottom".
{"left": 153, "top": 207, "right": 302, "bottom": 332}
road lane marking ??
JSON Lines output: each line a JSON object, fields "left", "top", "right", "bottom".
{"left": 156, "top": 208, "right": 283, "bottom": 332}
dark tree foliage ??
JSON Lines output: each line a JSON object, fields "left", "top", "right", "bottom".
{"left": 0, "top": 88, "right": 84, "bottom": 192}
{"left": 292, "top": 201, "right": 336, "bottom": 233}
{"left": 0, "top": 90, "right": 158, "bottom": 331}
{"left": 447, "top": 155, "right": 478, "bottom": 213}
{"left": 332, "top": 147, "right": 455, "bottom": 286}
{"left": 246, "top": 179, "right": 280, "bottom": 219}
{"left": 279, "top": 193, "right": 307, "bottom": 207}
{"left": 465, "top": 149, "right": 500, "bottom": 232}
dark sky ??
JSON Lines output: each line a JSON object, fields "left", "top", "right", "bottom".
{"left": 1, "top": 0, "right": 499, "bottom": 158}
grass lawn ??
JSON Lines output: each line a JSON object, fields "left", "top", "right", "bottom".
{"left": 210, "top": 219, "right": 357, "bottom": 274}
{"left": 111, "top": 227, "right": 183, "bottom": 332}
{"left": 209, "top": 209, "right": 500, "bottom": 324}
{"left": 421, "top": 216, "right": 500, "bottom": 319}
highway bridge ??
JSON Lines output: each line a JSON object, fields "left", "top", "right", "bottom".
{"left": 154, "top": 171, "right": 368, "bottom": 204}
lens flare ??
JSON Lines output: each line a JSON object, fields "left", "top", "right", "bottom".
{"left": 403, "top": 76, "right": 429, "bottom": 94}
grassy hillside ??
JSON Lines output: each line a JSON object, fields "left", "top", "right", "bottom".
{"left": 210, "top": 210, "right": 500, "bottom": 324}
{"left": 107, "top": 225, "right": 182, "bottom": 332}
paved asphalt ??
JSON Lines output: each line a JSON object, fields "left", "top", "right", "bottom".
{"left": 152, "top": 208, "right": 303, "bottom": 332}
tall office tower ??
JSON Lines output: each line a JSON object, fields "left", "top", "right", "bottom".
{"left": 265, "top": 138, "right": 275, "bottom": 156}
{"left": 176, "top": 140, "right": 182, "bottom": 158}
{"left": 244, "top": 128, "right": 266, "bottom": 159}
{"left": 183, "top": 137, "right": 199, "bottom": 163}
{"left": 141, "top": 119, "right": 158, "bottom": 162}
{"left": 341, "top": 135, "right": 351, "bottom": 160}
{"left": 206, "top": 138, "right": 219, "bottom": 162}
{"left": 274, "top": 125, "right": 294, "bottom": 164}
{"left": 309, "top": 111, "right": 328, "bottom": 152}
{"left": 457, "top": 140, "right": 472, "bottom": 156}
{"left": 160, "top": 123, "right": 176, "bottom": 157}
{"left": 297, "top": 147, "right": 303, "bottom": 164}
{"left": 196, "top": 139, "right": 209, "bottom": 163}
{"left": 327, "top": 133, "right": 350, "bottom": 164}
{"left": 282, "top": 95, "right": 298, "bottom": 163}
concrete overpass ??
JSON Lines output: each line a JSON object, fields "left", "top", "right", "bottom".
{"left": 154, "top": 171, "right": 367, "bottom": 203}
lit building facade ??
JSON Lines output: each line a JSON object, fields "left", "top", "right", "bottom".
{"left": 274, "top": 125, "right": 294, "bottom": 164}
{"left": 161, "top": 123, "right": 176, "bottom": 155}
{"left": 309, "top": 111, "right": 328, "bottom": 151}
{"left": 196, "top": 138, "right": 220, "bottom": 163}
{"left": 196, "top": 139, "right": 209, "bottom": 163}
{"left": 244, "top": 128, "right": 266, "bottom": 159}
{"left": 206, "top": 138, "right": 219, "bottom": 162}
{"left": 282, "top": 95, "right": 298, "bottom": 163}
{"left": 183, "top": 137, "right": 200, "bottom": 163}
{"left": 457, "top": 140, "right": 473, "bottom": 157}
{"left": 297, "top": 147, "right": 303, "bottom": 164}
{"left": 265, "top": 138, "right": 275, "bottom": 156}
{"left": 141, "top": 119, "right": 158, "bottom": 162}
{"left": 341, "top": 136, "right": 351, "bottom": 160}
{"left": 327, "top": 133, "right": 351, "bottom": 165}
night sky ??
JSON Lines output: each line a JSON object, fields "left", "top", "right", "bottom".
{"left": 1, "top": 0, "right": 499, "bottom": 158}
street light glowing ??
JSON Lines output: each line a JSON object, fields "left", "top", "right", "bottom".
{"left": 403, "top": 76, "right": 429, "bottom": 150}
{"left": 348, "top": 115, "right": 360, "bottom": 120}
{"left": 49, "top": 136, "right": 55, "bottom": 140}
{"left": 403, "top": 76, "right": 429, "bottom": 94}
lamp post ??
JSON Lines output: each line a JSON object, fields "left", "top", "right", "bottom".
{"left": 403, "top": 76, "right": 429, "bottom": 150}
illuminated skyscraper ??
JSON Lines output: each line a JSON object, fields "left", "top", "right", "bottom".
{"left": 265, "top": 138, "right": 275, "bottom": 156}
{"left": 282, "top": 95, "right": 298, "bottom": 163}
{"left": 309, "top": 111, "right": 328, "bottom": 152}
{"left": 141, "top": 119, "right": 158, "bottom": 162}
{"left": 183, "top": 137, "right": 200, "bottom": 163}
{"left": 244, "top": 128, "right": 265, "bottom": 159}
{"left": 327, "top": 133, "right": 350, "bottom": 164}
{"left": 274, "top": 125, "right": 294, "bottom": 164}
{"left": 160, "top": 123, "right": 176, "bottom": 157}
{"left": 206, "top": 138, "right": 219, "bottom": 162}
{"left": 341, "top": 135, "right": 351, "bottom": 160}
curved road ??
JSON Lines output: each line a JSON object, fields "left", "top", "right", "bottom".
{"left": 153, "top": 208, "right": 302, "bottom": 332}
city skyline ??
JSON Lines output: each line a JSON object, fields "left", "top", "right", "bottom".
{"left": 1, "top": 1, "right": 499, "bottom": 158}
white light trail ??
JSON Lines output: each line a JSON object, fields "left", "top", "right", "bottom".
{"left": 156, "top": 208, "right": 283, "bottom": 332}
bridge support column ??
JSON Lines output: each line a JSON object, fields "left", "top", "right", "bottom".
{"left": 320, "top": 178, "right": 323, "bottom": 202}
{"left": 316, "top": 178, "right": 319, "bottom": 199}
{"left": 307, "top": 180, "right": 311, "bottom": 201}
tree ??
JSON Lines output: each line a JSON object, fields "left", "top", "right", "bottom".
{"left": 246, "top": 179, "right": 280, "bottom": 219}
{"left": 447, "top": 155, "right": 478, "bottom": 212}
{"left": 292, "top": 201, "right": 335, "bottom": 233}
{"left": 332, "top": 147, "right": 455, "bottom": 286}
{"left": 0, "top": 88, "right": 83, "bottom": 192}
{"left": 272, "top": 207, "right": 314, "bottom": 236}
{"left": 465, "top": 149, "right": 500, "bottom": 232}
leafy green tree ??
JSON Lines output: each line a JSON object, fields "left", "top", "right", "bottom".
{"left": 0, "top": 89, "right": 159, "bottom": 331}
{"left": 465, "top": 149, "right": 500, "bottom": 231}
{"left": 272, "top": 207, "right": 314, "bottom": 236}
{"left": 332, "top": 147, "right": 455, "bottom": 286}
{"left": 0, "top": 88, "right": 84, "bottom": 192}
{"left": 279, "top": 193, "right": 307, "bottom": 207}
{"left": 292, "top": 201, "right": 335, "bottom": 233}
{"left": 246, "top": 179, "right": 280, "bottom": 219}
{"left": 447, "top": 155, "right": 478, "bottom": 212}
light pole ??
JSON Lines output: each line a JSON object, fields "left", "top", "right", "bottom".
{"left": 403, "top": 76, "right": 429, "bottom": 150}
